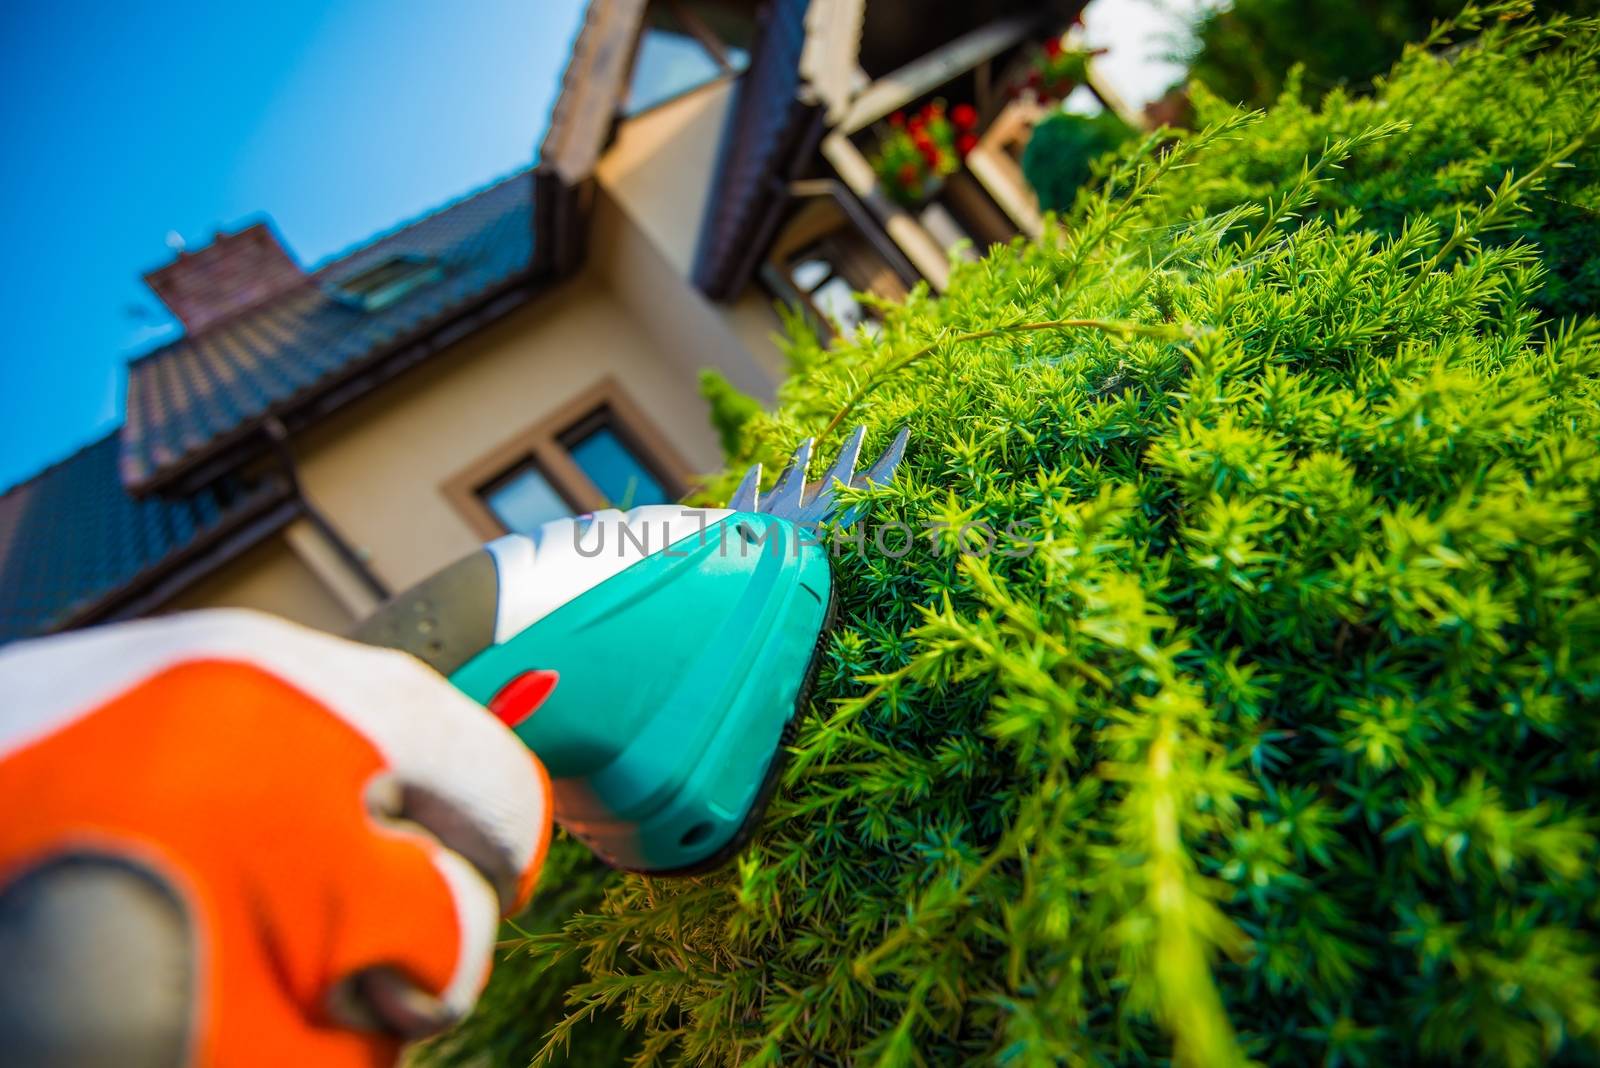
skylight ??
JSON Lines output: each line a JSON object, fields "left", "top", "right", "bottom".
{"left": 332, "top": 255, "right": 443, "bottom": 312}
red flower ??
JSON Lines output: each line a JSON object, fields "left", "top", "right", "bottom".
{"left": 889, "top": 110, "right": 906, "bottom": 128}
{"left": 951, "top": 103, "right": 978, "bottom": 131}
{"left": 1044, "top": 36, "right": 1063, "bottom": 58}
{"left": 907, "top": 114, "right": 925, "bottom": 134}
{"left": 911, "top": 129, "right": 933, "bottom": 151}
{"left": 919, "top": 142, "right": 942, "bottom": 169}
{"left": 956, "top": 132, "right": 978, "bottom": 157}
{"left": 897, "top": 161, "right": 919, "bottom": 187}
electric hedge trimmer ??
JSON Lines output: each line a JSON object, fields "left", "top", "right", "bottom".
{"left": 354, "top": 426, "right": 908, "bottom": 874}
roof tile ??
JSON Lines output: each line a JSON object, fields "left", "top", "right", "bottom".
{"left": 122, "top": 168, "right": 534, "bottom": 490}
{"left": 0, "top": 432, "right": 289, "bottom": 645}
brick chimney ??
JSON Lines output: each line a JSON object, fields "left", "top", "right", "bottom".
{"left": 143, "top": 222, "right": 308, "bottom": 334}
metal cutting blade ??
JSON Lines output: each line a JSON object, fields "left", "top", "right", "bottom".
{"left": 728, "top": 425, "right": 909, "bottom": 526}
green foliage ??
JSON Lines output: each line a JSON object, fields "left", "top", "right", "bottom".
{"left": 1186, "top": 0, "right": 1597, "bottom": 107}
{"left": 1160, "top": 5, "right": 1600, "bottom": 321}
{"left": 468, "top": 11, "right": 1600, "bottom": 1066}
{"left": 699, "top": 368, "right": 763, "bottom": 457}
{"left": 1021, "top": 110, "right": 1136, "bottom": 214}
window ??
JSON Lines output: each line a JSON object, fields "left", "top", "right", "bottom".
{"left": 782, "top": 228, "right": 910, "bottom": 338}
{"left": 443, "top": 381, "right": 692, "bottom": 540}
{"left": 332, "top": 255, "right": 443, "bottom": 311}
{"left": 624, "top": 0, "right": 752, "bottom": 116}
{"left": 482, "top": 463, "right": 572, "bottom": 535}
{"left": 791, "top": 257, "right": 873, "bottom": 336}
{"left": 562, "top": 420, "right": 671, "bottom": 511}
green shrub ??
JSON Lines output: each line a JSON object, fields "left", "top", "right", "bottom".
{"left": 456, "top": 11, "right": 1600, "bottom": 1067}
{"left": 1186, "top": 0, "right": 1597, "bottom": 108}
{"left": 699, "top": 368, "right": 764, "bottom": 456}
{"left": 1166, "top": 5, "right": 1600, "bottom": 321}
{"left": 1020, "top": 110, "right": 1136, "bottom": 214}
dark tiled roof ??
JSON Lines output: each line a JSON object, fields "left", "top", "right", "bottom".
{"left": 0, "top": 432, "right": 292, "bottom": 645}
{"left": 122, "top": 169, "right": 535, "bottom": 491}
{"left": 692, "top": 0, "right": 819, "bottom": 300}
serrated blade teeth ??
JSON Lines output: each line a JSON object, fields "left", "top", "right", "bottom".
{"left": 728, "top": 461, "right": 762, "bottom": 512}
{"left": 726, "top": 425, "right": 909, "bottom": 525}
{"left": 835, "top": 425, "right": 910, "bottom": 527}
{"left": 819, "top": 424, "right": 865, "bottom": 494}
{"left": 763, "top": 437, "right": 813, "bottom": 517}
{"left": 791, "top": 423, "right": 866, "bottom": 525}
{"left": 856, "top": 426, "right": 909, "bottom": 489}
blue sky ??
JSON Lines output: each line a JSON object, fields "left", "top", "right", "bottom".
{"left": 0, "top": 0, "right": 587, "bottom": 491}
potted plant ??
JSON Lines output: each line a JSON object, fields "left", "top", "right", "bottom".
{"left": 869, "top": 100, "right": 980, "bottom": 207}
{"left": 1014, "top": 35, "right": 1099, "bottom": 103}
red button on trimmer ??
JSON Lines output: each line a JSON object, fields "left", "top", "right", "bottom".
{"left": 488, "top": 670, "right": 559, "bottom": 729}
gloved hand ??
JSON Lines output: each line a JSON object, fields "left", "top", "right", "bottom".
{"left": 0, "top": 609, "right": 552, "bottom": 1067}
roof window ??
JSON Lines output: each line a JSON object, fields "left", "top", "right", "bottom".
{"left": 332, "top": 255, "right": 443, "bottom": 311}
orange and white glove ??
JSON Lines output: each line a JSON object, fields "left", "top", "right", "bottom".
{"left": 0, "top": 609, "right": 553, "bottom": 1067}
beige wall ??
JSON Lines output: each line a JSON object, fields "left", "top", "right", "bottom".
{"left": 288, "top": 271, "right": 729, "bottom": 593}
{"left": 592, "top": 188, "right": 787, "bottom": 396}
{"left": 162, "top": 524, "right": 356, "bottom": 633}
{"left": 723, "top": 288, "right": 790, "bottom": 381}
{"left": 597, "top": 79, "right": 732, "bottom": 276}
{"left": 595, "top": 80, "right": 789, "bottom": 391}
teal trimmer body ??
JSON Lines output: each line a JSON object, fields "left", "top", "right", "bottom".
{"left": 353, "top": 427, "right": 906, "bottom": 874}
{"left": 459, "top": 511, "right": 831, "bottom": 872}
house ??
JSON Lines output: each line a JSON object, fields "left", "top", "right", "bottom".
{"left": 0, "top": 0, "right": 1111, "bottom": 645}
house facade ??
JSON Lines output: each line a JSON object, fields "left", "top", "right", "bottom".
{"left": 0, "top": 0, "right": 1106, "bottom": 645}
